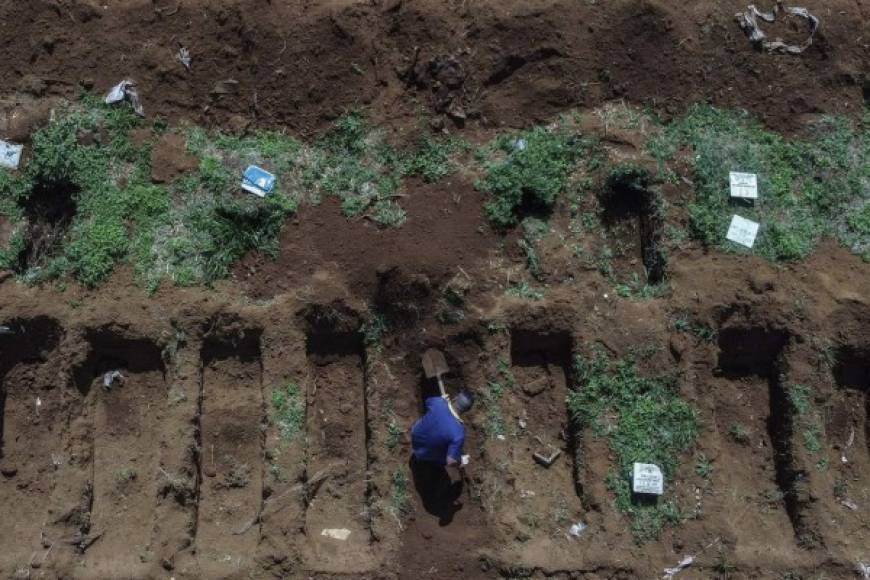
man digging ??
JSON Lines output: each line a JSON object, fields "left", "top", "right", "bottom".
{"left": 409, "top": 349, "right": 475, "bottom": 525}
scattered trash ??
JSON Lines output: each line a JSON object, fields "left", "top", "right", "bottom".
{"left": 533, "top": 447, "right": 562, "bottom": 468}
{"left": 0, "top": 140, "right": 23, "bottom": 170}
{"left": 0, "top": 325, "right": 13, "bottom": 335}
{"left": 241, "top": 165, "right": 276, "bottom": 197}
{"left": 735, "top": 2, "right": 819, "bottom": 55}
{"left": 517, "top": 418, "right": 527, "bottom": 430}
{"left": 461, "top": 454, "right": 470, "bottom": 466}
{"left": 632, "top": 462, "right": 664, "bottom": 495}
{"left": 512, "top": 138, "right": 528, "bottom": 152}
{"left": 840, "top": 498, "right": 858, "bottom": 511}
{"left": 858, "top": 561, "right": 870, "bottom": 580}
{"left": 102, "top": 370, "right": 124, "bottom": 390}
{"left": 496, "top": 434, "right": 506, "bottom": 441}
{"left": 35, "top": 397, "right": 42, "bottom": 415}
{"left": 729, "top": 171, "right": 758, "bottom": 199}
{"left": 321, "top": 528, "right": 351, "bottom": 541}
{"left": 176, "top": 47, "right": 191, "bottom": 71}
{"left": 662, "top": 555, "right": 695, "bottom": 579}
{"left": 105, "top": 80, "right": 145, "bottom": 117}
{"left": 567, "top": 521, "right": 588, "bottom": 538}
{"left": 842, "top": 426, "right": 855, "bottom": 466}
{"left": 726, "top": 215, "right": 760, "bottom": 248}
{"left": 519, "top": 489, "right": 536, "bottom": 499}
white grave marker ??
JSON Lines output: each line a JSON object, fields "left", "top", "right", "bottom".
{"left": 0, "top": 140, "right": 23, "bottom": 170}
{"left": 726, "top": 215, "right": 760, "bottom": 248}
{"left": 729, "top": 172, "right": 758, "bottom": 199}
{"left": 632, "top": 462, "right": 664, "bottom": 495}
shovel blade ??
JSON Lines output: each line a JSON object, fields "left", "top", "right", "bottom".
{"left": 421, "top": 348, "right": 449, "bottom": 379}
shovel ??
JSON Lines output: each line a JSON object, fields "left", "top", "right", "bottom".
{"left": 421, "top": 348, "right": 463, "bottom": 424}
{"left": 422, "top": 348, "right": 450, "bottom": 396}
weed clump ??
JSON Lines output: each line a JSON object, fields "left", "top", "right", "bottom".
{"left": 477, "top": 125, "right": 590, "bottom": 228}
{"left": 568, "top": 346, "right": 699, "bottom": 541}
{"left": 650, "top": 106, "right": 869, "bottom": 261}
{"left": 273, "top": 382, "right": 305, "bottom": 442}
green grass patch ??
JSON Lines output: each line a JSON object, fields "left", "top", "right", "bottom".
{"left": 0, "top": 102, "right": 471, "bottom": 289}
{"left": 272, "top": 382, "right": 305, "bottom": 442}
{"left": 568, "top": 346, "right": 699, "bottom": 541}
{"left": 787, "top": 383, "right": 825, "bottom": 455}
{"left": 650, "top": 106, "right": 869, "bottom": 261}
{"left": 476, "top": 124, "right": 594, "bottom": 228}
{"left": 505, "top": 281, "right": 544, "bottom": 301}
{"left": 0, "top": 97, "right": 164, "bottom": 286}
{"left": 483, "top": 381, "right": 507, "bottom": 439}
{"left": 390, "top": 469, "right": 413, "bottom": 520}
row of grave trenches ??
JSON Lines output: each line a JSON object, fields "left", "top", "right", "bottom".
{"left": 1, "top": 298, "right": 869, "bottom": 578}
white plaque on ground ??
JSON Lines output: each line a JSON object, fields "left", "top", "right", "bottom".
{"left": 0, "top": 140, "right": 23, "bottom": 170}
{"left": 632, "top": 462, "right": 664, "bottom": 495}
{"left": 726, "top": 215, "right": 760, "bottom": 248}
{"left": 729, "top": 172, "right": 758, "bottom": 199}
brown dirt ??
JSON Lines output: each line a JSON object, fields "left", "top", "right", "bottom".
{"left": 1, "top": 1, "right": 870, "bottom": 579}
{"left": 0, "top": 0, "right": 866, "bottom": 136}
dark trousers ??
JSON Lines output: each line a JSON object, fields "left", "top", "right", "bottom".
{"left": 409, "top": 455, "right": 463, "bottom": 526}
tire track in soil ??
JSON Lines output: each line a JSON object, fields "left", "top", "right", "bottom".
{"left": 195, "top": 331, "right": 264, "bottom": 575}
{"left": 302, "top": 334, "right": 374, "bottom": 573}
{"left": 0, "top": 318, "right": 64, "bottom": 575}
{"left": 76, "top": 334, "right": 168, "bottom": 578}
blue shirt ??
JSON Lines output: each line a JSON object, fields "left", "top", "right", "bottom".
{"left": 411, "top": 396, "right": 465, "bottom": 465}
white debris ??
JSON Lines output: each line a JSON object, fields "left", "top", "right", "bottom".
{"left": 632, "top": 462, "right": 664, "bottom": 495}
{"left": 858, "top": 561, "right": 870, "bottom": 580}
{"left": 461, "top": 454, "right": 470, "bottom": 466}
{"left": 840, "top": 498, "right": 858, "bottom": 511}
{"left": 519, "top": 489, "right": 536, "bottom": 499}
{"left": 567, "top": 522, "right": 587, "bottom": 538}
{"left": 0, "top": 325, "right": 13, "bottom": 335}
{"left": 176, "top": 47, "right": 192, "bottom": 71}
{"left": 105, "top": 80, "right": 145, "bottom": 117}
{"left": 0, "top": 140, "right": 23, "bottom": 170}
{"left": 735, "top": 2, "right": 819, "bottom": 55}
{"left": 496, "top": 434, "right": 506, "bottom": 441}
{"left": 662, "top": 555, "right": 695, "bottom": 579}
{"left": 103, "top": 370, "right": 124, "bottom": 389}
{"left": 321, "top": 528, "right": 351, "bottom": 541}
{"left": 726, "top": 215, "right": 760, "bottom": 248}
{"left": 729, "top": 172, "right": 758, "bottom": 199}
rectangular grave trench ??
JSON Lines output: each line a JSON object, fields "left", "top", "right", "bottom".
{"left": 195, "top": 329, "right": 264, "bottom": 569}
{"left": 71, "top": 329, "right": 167, "bottom": 574}
{"left": 508, "top": 329, "right": 584, "bottom": 532}
{"left": 716, "top": 326, "right": 815, "bottom": 544}
{"left": 0, "top": 317, "right": 64, "bottom": 571}
{"left": 600, "top": 172, "right": 667, "bottom": 285}
{"left": 832, "top": 347, "right": 870, "bottom": 461}
{"left": 303, "top": 325, "right": 373, "bottom": 571}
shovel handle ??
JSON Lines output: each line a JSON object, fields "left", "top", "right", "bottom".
{"left": 436, "top": 375, "right": 447, "bottom": 397}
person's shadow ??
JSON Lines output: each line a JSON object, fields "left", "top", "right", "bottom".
{"left": 409, "top": 456, "right": 464, "bottom": 526}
